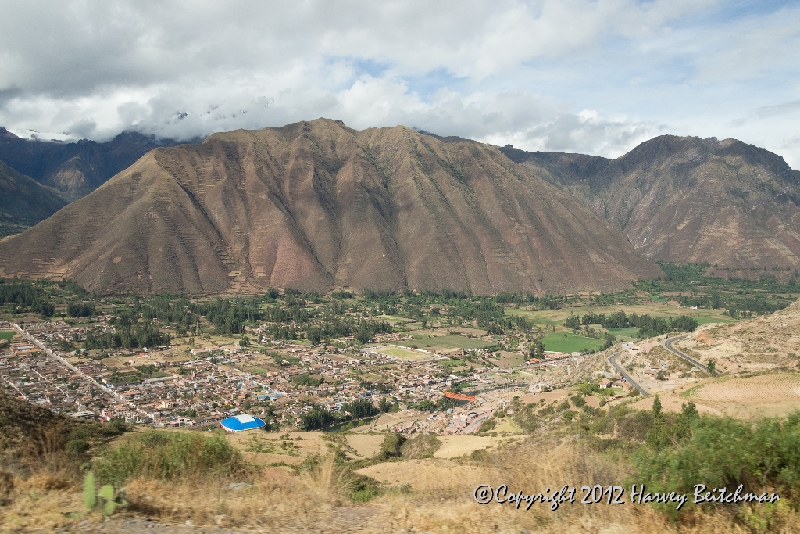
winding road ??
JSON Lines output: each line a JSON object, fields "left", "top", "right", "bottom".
{"left": 607, "top": 350, "right": 649, "bottom": 397}
{"left": 606, "top": 333, "right": 712, "bottom": 398}
{"left": 663, "top": 334, "right": 710, "bottom": 373}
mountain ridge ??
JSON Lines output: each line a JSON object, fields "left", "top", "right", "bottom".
{"left": 0, "top": 128, "right": 194, "bottom": 200}
{"left": 501, "top": 135, "right": 800, "bottom": 276}
{"left": 0, "top": 160, "right": 68, "bottom": 238}
{"left": 0, "top": 119, "right": 662, "bottom": 295}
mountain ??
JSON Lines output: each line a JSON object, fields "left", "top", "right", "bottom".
{"left": 502, "top": 136, "right": 800, "bottom": 277}
{"left": 0, "top": 128, "right": 192, "bottom": 200}
{"left": 0, "top": 160, "right": 68, "bottom": 238}
{"left": 0, "top": 119, "right": 661, "bottom": 295}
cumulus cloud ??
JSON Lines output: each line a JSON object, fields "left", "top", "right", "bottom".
{"left": 0, "top": 0, "right": 798, "bottom": 164}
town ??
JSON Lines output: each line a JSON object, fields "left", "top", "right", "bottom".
{"left": 0, "top": 268, "right": 780, "bottom": 437}
{"left": 0, "top": 312, "right": 599, "bottom": 435}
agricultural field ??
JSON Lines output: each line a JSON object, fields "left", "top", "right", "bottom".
{"left": 674, "top": 298, "right": 800, "bottom": 375}
{"left": 370, "top": 346, "right": 433, "bottom": 360}
{"left": 495, "top": 351, "right": 525, "bottom": 368}
{"left": 376, "top": 314, "right": 416, "bottom": 324}
{"left": 356, "top": 458, "right": 495, "bottom": 491}
{"left": 606, "top": 327, "right": 639, "bottom": 341}
{"left": 406, "top": 333, "right": 494, "bottom": 350}
{"left": 678, "top": 373, "right": 800, "bottom": 419}
{"left": 629, "top": 372, "right": 800, "bottom": 420}
{"left": 540, "top": 331, "right": 604, "bottom": 353}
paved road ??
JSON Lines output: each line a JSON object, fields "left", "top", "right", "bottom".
{"left": 464, "top": 410, "right": 494, "bottom": 434}
{"left": 664, "top": 334, "right": 710, "bottom": 373}
{"left": 607, "top": 350, "right": 649, "bottom": 396}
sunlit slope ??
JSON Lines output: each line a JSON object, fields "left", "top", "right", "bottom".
{"left": 505, "top": 135, "right": 800, "bottom": 274}
{"left": 0, "top": 119, "right": 661, "bottom": 294}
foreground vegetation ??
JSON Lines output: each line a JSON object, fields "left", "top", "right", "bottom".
{"left": 1, "top": 387, "right": 798, "bottom": 532}
{"left": 1, "top": 264, "right": 798, "bottom": 530}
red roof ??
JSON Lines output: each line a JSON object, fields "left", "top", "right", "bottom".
{"left": 443, "top": 391, "right": 476, "bottom": 402}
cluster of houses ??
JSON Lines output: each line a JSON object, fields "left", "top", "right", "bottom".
{"left": 1, "top": 320, "right": 503, "bottom": 431}
{"left": 1, "top": 323, "right": 118, "bottom": 417}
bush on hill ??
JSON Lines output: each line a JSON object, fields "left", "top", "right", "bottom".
{"left": 93, "top": 430, "right": 243, "bottom": 487}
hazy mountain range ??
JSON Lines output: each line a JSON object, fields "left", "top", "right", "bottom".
{"left": 1, "top": 119, "right": 798, "bottom": 295}
{"left": 0, "top": 127, "right": 189, "bottom": 200}
{"left": 0, "top": 160, "right": 67, "bottom": 238}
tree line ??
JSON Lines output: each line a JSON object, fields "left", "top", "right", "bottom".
{"left": 564, "top": 310, "right": 698, "bottom": 338}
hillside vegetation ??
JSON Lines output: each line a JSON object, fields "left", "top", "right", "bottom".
{"left": 0, "top": 160, "right": 66, "bottom": 238}
{"left": 0, "top": 128, "right": 188, "bottom": 200}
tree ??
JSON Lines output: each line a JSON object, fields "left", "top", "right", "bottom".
{"left": 645, "top": 394, "right": 669, "bottom": 450}
{"left": 378, "top": 397, "right": 394, "bottom": 413}
{"left": 343, "top": 399, "right": 378, "bottom": 419}
{"left": 379, "top": 433, "right": 406, "bottom": 459}
{"left": 681, "top": 401, "right": 698, "bottom": 419}
{"left": 529, "top": 338, "right": 545, "bottom": 360}
{"left": 564, "top": 314, "right": 581, "bottom": 329}
{"left": 578, "top": 381, "right": 600, "bottom": 396}
{"left": 307, "top": 327, "right": 322, "bottom": 345}
{"left": 301, "top": 407, "right": 335, "bottom": 430}
{"left": 707, "top": 359, "right": 717, "bottom": 375}
{"left": 651, "top": 394, "right": 663, "bottom": 420}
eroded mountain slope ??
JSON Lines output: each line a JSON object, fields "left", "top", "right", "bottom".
{"left": 0, "top": 119, "right": 662, "bottom": 294}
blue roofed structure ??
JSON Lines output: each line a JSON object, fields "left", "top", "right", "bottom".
{"left": 220, "top": 414, "right": 266, "bottom": 432}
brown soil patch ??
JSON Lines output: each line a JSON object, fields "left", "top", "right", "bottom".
{"left": 695, "top": 331, "right": 713, "bottom": 344}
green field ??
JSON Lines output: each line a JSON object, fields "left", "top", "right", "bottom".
{"left": 0, "top": 331, "right": 14, "bottom": 340}
{"left": 374, "top": 346, "right": 431, "bottom": 360}
{"left": 540, "top": 332, "right": 604, "bottom": 353}
{"left": 409, "top": 334, "right": 494, "bottom": 349}
{"left": 607, "top": 327, "right": 639, "bottom": 340}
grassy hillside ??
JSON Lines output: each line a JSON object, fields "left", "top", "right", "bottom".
{"left": 0, "top": 160, "right": 67, "bottom": 237}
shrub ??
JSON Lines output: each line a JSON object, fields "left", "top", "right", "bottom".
{"left": 400, "top": 434, "right": 441, "bottom": 459}
{"left": 570, "top": 395, "right": 586, "bottom": 408}
{"left": 377, "top": 433, "right": 406, "bottom": 460}
{"left": 478, "top": 418, "right": 496, "bottom": 433}
{"left": 632, "top": 412, "right": 800, "bottom": 518}
{"left": 93, "top": 430, "right": 242, "bottom": 486}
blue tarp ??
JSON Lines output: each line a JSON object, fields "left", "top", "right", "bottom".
{"left": 220, "top": 414, "right": 266, "bottom": 432}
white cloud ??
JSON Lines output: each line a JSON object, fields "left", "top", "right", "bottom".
{"left": 0, "top": 0, "right": 798, "bottom": 165}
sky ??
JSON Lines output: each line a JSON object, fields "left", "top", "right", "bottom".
{"left": 1, "top": 0, "right": 799, "bottom": 166}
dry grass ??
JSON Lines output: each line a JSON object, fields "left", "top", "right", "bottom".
{"left": 2, "top": 437, "right": 798, "bottom": 532}
{"left": 433, "top": 435, "right": 522, "bottom": 458}
{"left": 345, "top": 433, "right": 385, "bottom": 458}
{"left": 680, "top": 300, "right": 800, "bottom": 375}
{"left": 357, "top": 458, "right": 495, "bottom": 491}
